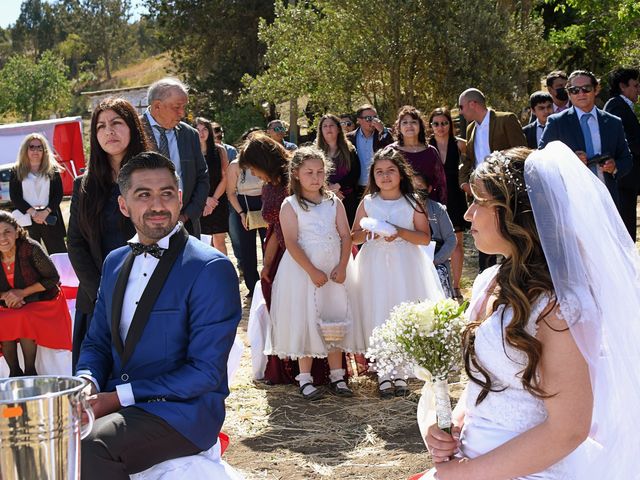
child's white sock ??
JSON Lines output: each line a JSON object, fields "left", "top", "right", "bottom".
{"left": 296, "top": 373, "right": 317, "bottom": 394}
{"left": 329, "top": 368, "right": 346, "bottom": 384}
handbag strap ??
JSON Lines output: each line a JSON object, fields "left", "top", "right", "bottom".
{"left": 242, "top": 194, "right": 250, "bottom": 213}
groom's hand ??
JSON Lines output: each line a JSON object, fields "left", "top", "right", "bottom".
{"left": 88, "top": 392, "right": 122, "bottom": 420}
{"left": 426, "top": 424, "right": 461, "bottom": 463}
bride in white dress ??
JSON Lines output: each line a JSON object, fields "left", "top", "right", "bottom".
{"left": 421, "top": 142, "right": 640, "bottom": 479}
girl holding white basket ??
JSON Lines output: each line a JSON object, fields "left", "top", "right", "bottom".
{"left": 265, "top": 146, "right": 366, "bottom": 401}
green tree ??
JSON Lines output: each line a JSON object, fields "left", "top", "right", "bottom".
{"left": 79, "top": 0, "right": 132, "bottom": 80}
{"left": 542, "top": 0, "right": 640, "bottom": 73}
{"left": 147, "top": 0, "right": 275, "bottom": 113}
{"left": 11, "top": 0, "right": 58, "bottom": 57}
{"left": 0, "top": 51, "right": 72, "bottom": 121}
{"left": 244, "top": 0, "right": 548, "bottom": 123}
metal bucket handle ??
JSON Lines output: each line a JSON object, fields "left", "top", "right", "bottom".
{"left": 79, "top": 391, "right": 95, "bottom": 439}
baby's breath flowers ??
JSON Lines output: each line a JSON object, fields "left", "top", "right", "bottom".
{"left": 366, "top": 298, "right": 468, "bottom": 432}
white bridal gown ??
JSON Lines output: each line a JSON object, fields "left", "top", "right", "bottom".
{"left": 421, "top": 266, "right": 589, "bottom": 479}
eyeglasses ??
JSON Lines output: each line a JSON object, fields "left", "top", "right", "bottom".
{"left": 340, "top": 121, "right": 353, "bottom": 127}
{"left": 28, "top": 144, "right": 44, "bottom": 151}
{"left": 272, "top": 126, "right": 286, "bottom": 133}
{"left": 431, "top": 121, "right": 450, "bottom": 127}
{"left": 567, "top": 85, "right": 595, "bottom": 95}
{"left": 359, "top": 115, "right": 377, "bottom": 122}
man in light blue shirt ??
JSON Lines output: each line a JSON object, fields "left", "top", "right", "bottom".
{"left": 346, "top": 104, "right": 393, "bottom": 199}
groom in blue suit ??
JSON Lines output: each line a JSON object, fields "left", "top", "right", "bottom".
{"left": 539, "top": 70, "right": 632, "bottom": 206}
{"left": 76, "top": 152, "right": 241, "bottom": 479}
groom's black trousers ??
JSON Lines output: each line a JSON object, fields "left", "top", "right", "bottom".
{"left": 82, "top": 406, "right": 201, "bottom": 479}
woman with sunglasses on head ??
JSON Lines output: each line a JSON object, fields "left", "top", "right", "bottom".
{"left": 315, "top": 113, "right": 361, "bottom": 226}
{"left": 428, "top": 107, "right": 469, "bottom": 302}
{"left": 67, "top": 97, "right": 150, "bottom": 370}
{"left": 9, "top": 134, "right": 67, "bottom": 254}
{"left": 390, "top": 106, "right": 447, "bottom": 205}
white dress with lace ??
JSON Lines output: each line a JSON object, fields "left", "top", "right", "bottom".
{"left": 421, "top": 265, "right": 587, "bottom": 479}
{"left": 353, "top": 193, "right": 444, "bottom": 345}
{"left": 265, "top": 194, "right": 367, "bottom": 359}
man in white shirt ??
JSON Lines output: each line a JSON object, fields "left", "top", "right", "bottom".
{"left": 457, "top": 88, "right": 527, "bottom": 271}
{"left": 76, "top": 152, "right": 241, "bottom": 479}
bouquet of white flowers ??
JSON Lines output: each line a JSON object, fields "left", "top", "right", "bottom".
{"left": 366, "top": 298, "right": 467, "bottom": 433}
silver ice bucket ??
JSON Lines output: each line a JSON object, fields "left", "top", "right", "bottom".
{"left": 0, "top": 376, "right": 94, "bottom": 480}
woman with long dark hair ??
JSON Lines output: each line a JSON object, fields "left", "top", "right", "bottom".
{"left": 428, "top": 107, "right": 469, "bottom": 301}
{"left": 67, "top": 97, "right": 150, "bottom": 369}
{"left": 195, "top": 117, "right": 229, "bottom": 254}
{"left": 421, "top": 143, "right": 640, "bottom": 479}
{"left": 315, "top": 114, "right": 360, "bottom": 226}
{"left": 9, "top": 133, "right": 67, "bottom": 253}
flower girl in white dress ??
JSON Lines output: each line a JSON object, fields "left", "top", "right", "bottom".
{"left": 351, "top": 148, "right": 444, "bottom": 398}
{"left": 265, "top": 146, "right": 366, "bottom": 400}
{"left": 421, "top": 143, "right": 640, "bottom": 479}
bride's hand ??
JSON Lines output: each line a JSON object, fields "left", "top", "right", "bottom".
{"left": 425, "top": 423, "right": 461, "bottom": 463}
{"left": 433, "top": 457, "right": 469, "bottom": 480}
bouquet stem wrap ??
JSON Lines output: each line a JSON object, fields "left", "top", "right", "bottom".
{"left": 416, "top": 367, "right": 452, "bottom": 447}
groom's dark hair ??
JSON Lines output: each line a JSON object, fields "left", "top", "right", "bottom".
{"left": 117, "top": 151, "right": 179, "bottom": 195}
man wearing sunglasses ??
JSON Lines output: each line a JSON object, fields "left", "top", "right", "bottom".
{"left": 266, "top": 120, "right": 297, "bottom": 151}
{"left": 346, "top": 104, "right": 393, "bottom": 200}
{"left": 539, "top": 70, "right": 632, "bottom": 207}
{"left": 339, "top": 114, "right": 356, "bottom": 134}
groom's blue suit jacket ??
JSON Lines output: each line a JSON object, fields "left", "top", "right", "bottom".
{"left": 76, "top": 227, "right": 241, "bottom": 450}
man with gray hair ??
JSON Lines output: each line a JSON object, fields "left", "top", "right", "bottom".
{"left": 141, "top": 77, "right": 209, "bottom": 237}
{"left": 457, "top": 87, "right": 526, "bottom": 271}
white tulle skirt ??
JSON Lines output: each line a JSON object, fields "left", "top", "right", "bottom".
{"left": 352, "top": 239, "right": 444, "bottom": 346}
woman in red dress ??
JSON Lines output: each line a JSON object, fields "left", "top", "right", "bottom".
{"left": 0, "top": 211, "right": 72, "bottom": 376}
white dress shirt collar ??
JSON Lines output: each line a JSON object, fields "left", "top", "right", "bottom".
{"left": 128, "top": 222, "right": 183, "bottom": 250}
{"left": 620, "top": 94, "right": 635, "bottom": 109}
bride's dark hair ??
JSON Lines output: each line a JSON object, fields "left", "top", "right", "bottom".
{"left": 462, "top": 147, "right": 557, "bottom": 405}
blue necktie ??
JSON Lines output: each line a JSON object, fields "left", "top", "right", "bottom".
{"left": 153, "top": 125, "right": 171, "bottom": 160}
{"left": 579, "top": 114, "right": 596, "bottom": 173}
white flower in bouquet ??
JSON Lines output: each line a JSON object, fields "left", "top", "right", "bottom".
{"left": 366, "top": 298, "right": 468, "bottom": 435}
{"left": 366, "top": 298, "right": 467, "bottom": 381}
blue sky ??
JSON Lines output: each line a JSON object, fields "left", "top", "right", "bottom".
{"left": 0, "top": 0, "right": 148, "bottom": 29}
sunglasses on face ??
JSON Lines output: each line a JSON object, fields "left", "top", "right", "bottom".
{"left": 28, "top": 144, "right": 44, "bottom": 151}
{"left": 567, "top": 85, "right": 595, "bottom": 95}
{"left": 272, "top": 126, "right": 286, "bottom": 133}
{"left": 359, "top": 115, "right": 377, "bottom": 122}
{"left": 213, "top": 127, "right": 223, "bottom": 134}
{"left": 340, "top": 121, "right": 353, "bottom": 127}
{"left": 431, "top": 121, "right": 450, "bottom": 127}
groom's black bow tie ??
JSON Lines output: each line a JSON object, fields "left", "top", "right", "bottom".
{"left": 128, "top": 242, "right": 165, "bottom": 259}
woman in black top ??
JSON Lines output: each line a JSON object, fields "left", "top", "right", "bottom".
{"left": 427, "top": 107, "right": 469, "bottom": 301}
{"left": 9, "top": 133, "right": 67, "bottom": 253}
{"left": 195, "top": 117, "right": 229, "bottom": 254}
{"left": 67, "top": 97, "right": 150, "bottom": 368}
{"left": 315, "top": 114, "right": 360, "bottom": 226}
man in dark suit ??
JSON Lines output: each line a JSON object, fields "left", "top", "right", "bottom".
{"left": 523, "top": 91, "right": 553, "bottom": 149}
{"left": 457, "top": 88, "right": 527, "bottom": 271}
{"left": 141, "top": 78, "right": 209, "bottom": 238}
{"left": 76, "top": 152, "right": 241, "bottom": 479}
{"left": 604, "top": 67, "right": 640, "bottom": 240}
{"left": 346, "top": 104, "right": 393, "bottom": 199}
{"left": 539, "top": 70, "right": 632, "bottom": 208}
